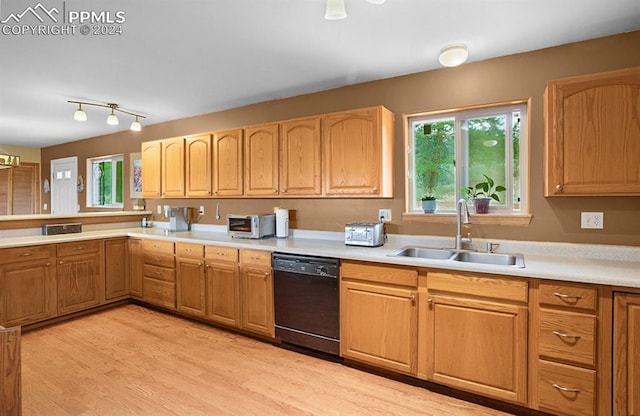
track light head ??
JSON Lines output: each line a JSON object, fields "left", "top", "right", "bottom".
{"left": 73, "top": 103, "right": 87, "bottom": 121}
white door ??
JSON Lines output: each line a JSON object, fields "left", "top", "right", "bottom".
{"left": 50, "top": 156, "right": 78, "bottom": 214}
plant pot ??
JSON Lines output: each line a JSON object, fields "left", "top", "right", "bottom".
{"left": 422, "top": 199, "right": 437, "bottom": 213}
{"left": 472, "top": 197, "right": 491, "bottom": 214}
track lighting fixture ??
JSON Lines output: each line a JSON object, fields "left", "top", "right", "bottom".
{"left": 68, "top": 100, "right": 146, "bottom": 131}
{"left": 325, "top": 0, "right": 385, "bottom": 20}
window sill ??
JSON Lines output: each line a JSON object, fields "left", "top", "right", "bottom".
{"left": 402, "top": 212, "right": 532, "bottom": 226}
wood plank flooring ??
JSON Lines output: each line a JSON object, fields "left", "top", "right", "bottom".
{"left": 21, "top": 305, "right": 513, "bottom": 416}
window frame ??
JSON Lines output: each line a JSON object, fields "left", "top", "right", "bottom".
{"left": 85, "top": 154, "right": 124, "bottom": 209}
{"left": 403, "top": 99, "right": 530, "bottom": 217}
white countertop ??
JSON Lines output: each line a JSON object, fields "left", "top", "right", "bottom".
{"left": 1, "top": 224, "right": 639, "bottom": 289}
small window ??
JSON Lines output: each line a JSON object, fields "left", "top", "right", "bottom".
{"left": 405, "top": 101, "right": 528, "bottom": 214}
{"left": 86, "top": 154, "right": 124, "bottom": 208}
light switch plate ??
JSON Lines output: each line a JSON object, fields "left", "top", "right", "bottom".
{"left": 581, "top": 212, "right": 604, "bottom": 229}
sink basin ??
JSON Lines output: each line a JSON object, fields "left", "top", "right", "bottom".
{"left": 387, "top": 247, "right": 456, "bottom": 260}
{"left": 452, "top": 251, "right": 525, "bottom": 268}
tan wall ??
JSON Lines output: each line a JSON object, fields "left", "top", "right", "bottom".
{"left": 42, "top": 31, "right": 640, "bottom": 246}
{"left": 0, "top": 145, "right": 41, "bottom": 164}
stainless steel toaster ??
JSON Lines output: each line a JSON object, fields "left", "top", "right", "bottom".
{"left": 345, "top": 222, "right": 386, "bottom": 247}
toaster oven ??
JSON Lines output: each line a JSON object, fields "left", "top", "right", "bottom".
{"left": 227, "top": 214, "right": 275, "bottom": 239}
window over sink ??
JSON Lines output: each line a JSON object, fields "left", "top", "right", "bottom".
{"left": 86, "top": 154, "right": 124, "bottom": 208}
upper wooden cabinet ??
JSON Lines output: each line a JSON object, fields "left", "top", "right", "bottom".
{"left": 162, "top": 137, "right": 186, "bottom": 197}
{"left": 322, "top": 106, "right": 394, "bottom": 197}
{"left": 280, "top": 117, "right": 322, "bottom": 196}
{"left": 544, "top": 66, "right": 640, "bottom": 196}
{"left": 212, "top": 129, "right": 244, "bottom": 196}
{"left": 244, "top": 123, "right": 280, "bottom": 196}
{"left": 185, "top": 134, "right": 212, "bottom": 197}
{"left": 141, "top": 141, "right": 162, "bottom": 198}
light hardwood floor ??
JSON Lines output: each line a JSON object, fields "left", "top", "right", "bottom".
{"left": 22, "top": 305, "right": 513, "bottom": 416}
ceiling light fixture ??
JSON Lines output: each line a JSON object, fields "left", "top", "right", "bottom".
{"left": 67, "top": 100, "right": 146, "bottom": 131}
{"left": 325, "top": 0, "right": 385, "bottom": 20}
{"left": 438, "top": 44, "right": 469, "bottom": 67}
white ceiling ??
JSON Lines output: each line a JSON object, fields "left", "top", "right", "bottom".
{"left": 0, "top": 0, "right": 638, "bottom": 148}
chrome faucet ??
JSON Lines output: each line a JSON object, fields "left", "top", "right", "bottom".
{"left": 455, "top": 198, "right": 472, "bottom": 250}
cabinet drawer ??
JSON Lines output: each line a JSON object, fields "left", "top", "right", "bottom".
{"left": 205, "top": 245, "right": 238, "bottom": 263}
{"left": 143, "top": 252, "right": 174, "bottom": 268}
{"left": 144, "top": 264, "right": 175, "bottom": 283}
{"left": 539, "top": 282, "right": 597, "bottom": 312}
{"left": 341, "top": 261, "right": 417, "bottom": 287}
{"left": 537, "top": 359, "right": 596, "bottom": 416}
{"left": 143, "top": 278, "right": 176, "bottom": 309}
{"left": 240, "top": 249, "right": 271, "bottom": 267}
{"left": 142, "top": 239, "right": 174, "bottom": 256}
{"left": 538, "top": 309, "right": 596, "bottom": 367}
{"left": 427, "top": 271, "right": 528, "bottom": 303}
{"left": 176, "top": 243, "right": 204, "bottom": 259}
{"left": 0, "top": 245, "right": 53, "bottom": 264}
{"left": 56, "top": 240, "right": 100, "bottom": 257}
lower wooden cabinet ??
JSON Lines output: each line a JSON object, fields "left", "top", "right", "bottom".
{"left": 105, "top": 238, "right": 129, "bottom": 300}
{"left": 340, "top": 261, "right": 418, "bottom": 375}
{"left": 239, "top": 249, "right": 274, "bottom": 337}
{"left": 420, "top": 270, "right": 528, "bottom": 405}
{"left": 176, "top": 243, "right": 206, "bottom": 317}
{"left": 614, "top": 292, "right": 640, "bottom": 416}
{"left": 205, "top": 246, "right": 240, "bottom": 327}
{"left": 56, "top": 240, "right": 103, "bottom": 315}
{"left": 129, "top": 238, "right": 143, "bottom": 298}
{"left": 0, "top": 325, "right": 21, "bottom": 416}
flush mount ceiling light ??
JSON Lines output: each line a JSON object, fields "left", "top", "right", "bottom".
{"left": 68, "top": 100, "right": 146, "bottom": 132}
{"left": 438, "top": 44, "right": 469, "bottom": 67}
{"left": 325, "top": 0, "right": 386, "bottom": 20}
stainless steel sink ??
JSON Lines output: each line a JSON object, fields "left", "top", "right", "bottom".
{"left": 387, "top": 247, "right": 456, "bottom": 260}
{"left": 452, "top": 251, "right": 525, "bottom": 268}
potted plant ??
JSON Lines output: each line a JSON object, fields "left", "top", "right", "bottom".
{"left": 460, "top": 175, "right": 506, "bottom": 214}
{"left": 421, "top": 194, "right": 438, "bottom": 213}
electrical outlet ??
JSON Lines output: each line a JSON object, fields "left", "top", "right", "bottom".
{"left": 157, "top": 205, "right": 162, "bottom": 214}
{"left": 378, "top": 208, "right": 392, "bottom": 222}
{"left": 581, "top": 212, "right": 604, "bottom": 229}
{"left": 199, "top": 206, "right": 205, "bottom": 215}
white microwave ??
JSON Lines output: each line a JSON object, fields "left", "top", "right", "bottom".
{"left": 227, "top": 214, "right": 275, "bottom": 239}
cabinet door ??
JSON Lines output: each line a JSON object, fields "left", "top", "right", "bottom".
{"left": 213, "top": 129, "right": 244, "bottom": 196}
{"left": 614, "top": 292, "right": 640, "bottom": 416}
{"left": 425, "top": 294, "right": 527, "bottom": 404}
{"left": 105, "top": 238, "right": 129, "bottom": 300}
{"left": 244, "top": 124, "right": 279, "bottom": 196}
{"left": 141, "top": 140, "right": 162, "bottom": 198}
{"left": 240, "top": 266, "right": 274, "bottom": 336}
{"left": 0, "top": 325, "right": 21, "bottom": 416}
{"left": 280, "top": 117, "right": 322, "bottom": 196}
{"left": 176, "top": 257, "right": 205, "bottom": 317}
{"left": 162, "top": 137, "right": 185, "bottom": 197}
{"left": 322, "top": 106, "right": 394, "bottom": 197}
{"left": 545, "top": 66, "right": 640, "bottom": 196}
{"left": 341, "top": 280, "right": 417, "bottom": 374}
{"left": 205, "top": 261, "right": 240, "bottom": 327}
{"left": 129, "top": 238, "right": 143, "bottom": 298}
{"left": 0, "top": 259, "right": 56, "bottom": 327}
{"left": 57, "top": 253, "right": 102, "bottom": 315}
{"left": 186, "top": 134, "right": 212, "bottom": 197}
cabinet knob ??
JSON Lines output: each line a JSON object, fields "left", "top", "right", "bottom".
{"left": 372, "top": 188, "right": 378, "bottom": 193}
{"left": 282, "top": 189, "right": 287, "bottom": 193}
{"left": 273, "top": 189, "right": 278, "bottom": 193}
{"left": 555, "top": 184, "right": 563, "bottom": 191}
{"left": 198, "top": 262, "right": 203, "bottom": 267}
{"left": 409, "top": 294, "right": 416, "bottom": 305}
{"left": 427, "top": 298, "right": 433, "bottom": 305}
{"left": 59, "top": 260, "right": 64, "bottom": 265}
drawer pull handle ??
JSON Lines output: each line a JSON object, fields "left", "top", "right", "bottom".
{"left": 552, "top": 383, "right": 580, "bottom": 393}
{"left": 72, "top": 246, "right": 84, "bottom": 250}
{"left": 20, "top": 252, "right": 32, "bottom": 257}
{"left": 155, "top": 271, "right": 162, "bottom": 275}
{"left": 553, "top": 292, "right": 582, "bottom": 300}
{"left": 552, "top": 330, "right": 581, "bottom": 340}
{"left": 154, "top": 289, "right": 162, "bottom": 294}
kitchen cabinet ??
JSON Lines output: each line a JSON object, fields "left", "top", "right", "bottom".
{"left": 176, "top": 243, "right": 206, "bottom": 317}
{"left": 185, "top": 134, "right": 212, "bottom": 197}
{"left": 104, "top": 238, "right": 129, "bottom": 301}
{"left": 0, "top": 324, "right": 20, "bottom": 416}
{"left": 341, "top": 261, "right": 418, "bottom": 375}
{"left": 544, "top": 66, "right": 640, "bottom": 196}
{"left": 0, "top": 162, "right": 39, "bottom": 215}
{"left": 142, "top": 239, "right": 176, "bottom": 310}
{"left": 0, "top": 245, "right": 56, "bottom": 327}
{"left": 56, "top": 240, "right": 103, "bottom": 315}
{"left": 614, "top": 292, "right": 640, "bottom": 416}
{"left": 419, "top": 270, "right": 528, "bottom": 405}
{"left": 212, "top": 129, "right": 244, "bottom": 196}
{"left": 322, "top": 106, "right": 394, "bottom": 197}
{"left": 530, "top": 280, "right": 611, "bottom": 416}
{"left": 279, "top": 116, "right": 322, "bottom": 196}
{"left": 239, "top": 249, "right": 274, "bottom": 337}
{"left": 162, "top": 137, "right": 186, "bottom": 197}
{"left": 205, "top": 245, "right": 240, "bottom": 328}
{"left": 244, "top": 123, "right": 279, "bottom": 196}
{"left": 141, "top": 140, "right": 162, "bottom": 198}
{"left": 128, "top": 238, "right": 143, "bottom": 298}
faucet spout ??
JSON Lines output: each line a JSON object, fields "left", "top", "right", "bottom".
{"left": 455, "top": 198, "right": 471, "bottom": 250}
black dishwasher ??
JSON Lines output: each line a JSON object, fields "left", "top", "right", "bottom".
{"left": 272, "top": 252, "right": 340, "bottom": 356}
